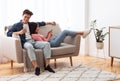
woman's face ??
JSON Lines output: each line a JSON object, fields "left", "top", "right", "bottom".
{"left": 22, "top": 14, "right": 31, "bottom": 24}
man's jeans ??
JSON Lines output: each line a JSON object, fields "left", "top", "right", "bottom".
{"left": 24, "top": 39, "right": 51, "bottom": 61}
{"left": 49, "top": 30, "right": 77, "bottom": 47}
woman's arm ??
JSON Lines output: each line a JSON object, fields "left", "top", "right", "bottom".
{"left": 31, "top": 34, "right": 47, "bottom": 41}
{"left": 45, "top": 30, "right": 53, "bottom": 41}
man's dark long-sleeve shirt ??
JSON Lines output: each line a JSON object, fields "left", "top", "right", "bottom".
{"left": 7, "top": 20, "right": 46, "bottom": 48}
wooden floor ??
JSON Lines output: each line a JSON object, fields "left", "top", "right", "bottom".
{"left": 0, "top": 55, "right": 120, "bottom": 77}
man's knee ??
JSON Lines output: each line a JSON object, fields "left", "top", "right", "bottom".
{"left": 44, "top": 42, "right": 51, "bottom": 47}
{"left": 24, "top": 43, "right": 33, "bottom": 49}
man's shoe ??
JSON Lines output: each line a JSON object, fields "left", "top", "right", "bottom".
{"left": 82, "top": 28, "right": 92, "bottom": 38}
{"left": 35, "top": 67, "right": 40, "bottom": 76}
{"left": 45, "top": 65, "right": 55, "bottom": 73}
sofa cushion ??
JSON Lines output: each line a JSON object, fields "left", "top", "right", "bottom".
{"left": 51, "top": 43, "right": 76, "bottom": 56}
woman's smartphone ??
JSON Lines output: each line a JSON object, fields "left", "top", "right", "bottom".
{"left": 50, "top": 29, "right": 53, "bottom": 32}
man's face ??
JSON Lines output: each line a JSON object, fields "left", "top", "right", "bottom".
{"left": 22, "top": 14, "right": 31, "bottom": 24}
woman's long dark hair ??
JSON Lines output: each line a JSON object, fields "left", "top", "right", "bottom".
{"left": 29, "top": 22, "right": 38, "bottom": 34}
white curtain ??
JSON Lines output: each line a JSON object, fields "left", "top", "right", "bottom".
{"left": 0, "top": 0, "right": 85, "bottom": 63}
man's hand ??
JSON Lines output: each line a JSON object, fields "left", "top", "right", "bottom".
{"left": 19, "top": 29, "right": 27, "bottom": 34}
{"left": 13, "top": 29, "right": 27, "bottom": 35}
{"left": 46, "top": 21, "right": 56, "bottom": 25}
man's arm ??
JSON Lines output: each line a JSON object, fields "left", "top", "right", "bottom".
{"left": 13, "top": 29, "right": 26, "bottom": 35}
{"left": 37, "top": 21, "right": 46, "bottom": 27}
{"left": 37, "top": 21, "right": 56, "bottom": 27}
{"left": 7, "top": 24, "right": 18, "bottom": 37}
{"left": 46, "top": 21, "right": 56, "bottom": 25}
{"left": 7, "top": 23, "right": 26, "bottom": 37}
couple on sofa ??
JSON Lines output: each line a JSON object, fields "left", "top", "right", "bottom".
{"left": 7, "top": 9, "right": 92, "bottom": 76}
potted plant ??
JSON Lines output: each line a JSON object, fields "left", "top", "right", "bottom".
{"left": 90, "top": 20, "right": 109, "bottom": 49}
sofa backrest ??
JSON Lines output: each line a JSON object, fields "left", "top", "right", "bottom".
{"left": 4, "top": 24, "right": 61, "bottom": 39}
{"left": 4, "top": 26, "right": 12, "bottom": 35}
{"left": 38, "top": 24, "right": 61, "bottom": 39}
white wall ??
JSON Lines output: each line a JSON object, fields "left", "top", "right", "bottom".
{"left": 88, "top": 0, "right": 120, "bottom": 58}
{"left": 0, "top": 0, "right": 86, "bottom": 56}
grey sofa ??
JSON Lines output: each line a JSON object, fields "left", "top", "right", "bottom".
{"left": 1, "top": 24, "right": 81, "bottom": 72}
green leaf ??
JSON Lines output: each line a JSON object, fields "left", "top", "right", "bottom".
{"left": 90, "top": 20, "right": 109, "bottom": 42}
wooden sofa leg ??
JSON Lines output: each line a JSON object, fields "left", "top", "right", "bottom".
{"left": 70, "top": 56, "right": 73, "bottom": 66}
{"left": 54, "top": 59, "right": 57, "bottom": 68}
{"left": 11, "top": 60, "right": 13, "bottom": 69}
{"left": 111, "top": 57, "right": 114, "bottom": 66}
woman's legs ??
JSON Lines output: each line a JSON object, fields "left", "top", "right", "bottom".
{"left": 49, "top": 28, "right": 92, "bottom": 47}
{"left": 50, "top": 30, "right": 77, "bottom": 47}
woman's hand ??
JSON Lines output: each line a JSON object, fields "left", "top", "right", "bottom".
{"left": 48, "top": 29, "right": 53, "bottom": 37}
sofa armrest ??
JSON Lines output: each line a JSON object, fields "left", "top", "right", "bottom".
{"left": 1, "top": 36, "right": 23, "bottom": 63}
{"left": 63, "top": 35, "right": 81, "bottom": 55}
{"left": 63, "top": 35, "right": 81, "bottom": 45}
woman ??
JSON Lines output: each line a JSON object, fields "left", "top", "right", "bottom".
{"left": 32, "top": 23, "right": 92, "bottom": 47}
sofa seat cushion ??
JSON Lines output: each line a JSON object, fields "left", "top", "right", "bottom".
{"left": 51, "top": 43, "right": 76, "bottom": 56}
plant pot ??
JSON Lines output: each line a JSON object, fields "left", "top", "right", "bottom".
{"left": 96, "top": 42, "right": 104, "bottom": 49}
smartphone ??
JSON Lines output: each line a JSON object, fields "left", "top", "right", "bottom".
{"left": 50, "top": 29, "right": 53, "bottom": 32}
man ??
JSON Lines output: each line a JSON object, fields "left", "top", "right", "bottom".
{"left": 7, "top": 9, "right": 55, "bottom": 76}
